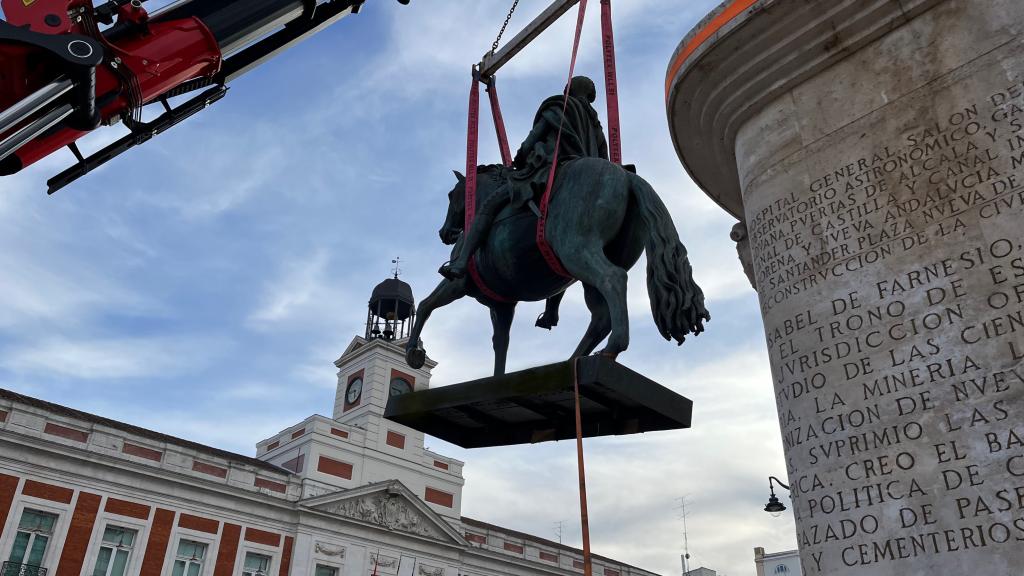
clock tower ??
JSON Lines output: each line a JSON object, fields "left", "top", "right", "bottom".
{"left": 333, "top": 274, "right": 433, "bottom": 424}
{"left": 256, "top": 273, "right": 463, "bottom": 520}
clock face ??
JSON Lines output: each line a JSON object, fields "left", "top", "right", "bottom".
{"left": 346, "top": 377, "right": 363, "bottom": 405}
{"left": 389, "top": 377, "right": 412, "bottom": 397}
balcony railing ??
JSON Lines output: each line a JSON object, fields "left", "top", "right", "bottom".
{"left": 1, "top": 562, "right": 48, "bottom": 576}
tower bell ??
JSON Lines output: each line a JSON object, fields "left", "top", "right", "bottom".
{"left": 366, "top": 268, "right": 415, "bottom": 341}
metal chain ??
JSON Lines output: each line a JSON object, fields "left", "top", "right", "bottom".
{"left": 490, "top": 0, "right": 520, "bottom": 55}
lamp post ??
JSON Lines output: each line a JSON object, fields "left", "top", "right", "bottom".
{"left": 763, "top": 476, "right": 790, "bottom": 517}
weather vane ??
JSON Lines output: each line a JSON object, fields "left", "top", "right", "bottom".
{"left": 391, "top": 257, "right": 402, "bottom": 279}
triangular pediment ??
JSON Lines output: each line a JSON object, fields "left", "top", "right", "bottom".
{"left": 335, "top": 336, "right": 368, "bottom": 366}
{"left": 301, "top": 480, "right": 466, "bottom": 546}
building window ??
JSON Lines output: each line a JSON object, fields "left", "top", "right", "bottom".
{"left": 7, "top": 509, "right": 58, "bottom": 568}
{"left": 91, "top": 525, "right": 138, "bottom": 576}
{"left": 314, "top": 565, "right": 338, "bottom": 576}
{"left": 773, "top": 566, "right": 790, "bottom": 574}
{"left": 241, "top": 552, "right": 272, "bottom": 576}
{"left": 171, "top": 540, "right": 207, "bottom": 576}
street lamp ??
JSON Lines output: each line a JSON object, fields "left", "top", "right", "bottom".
{"left": 764, "top": 476, "right": 790, "bottom": 517}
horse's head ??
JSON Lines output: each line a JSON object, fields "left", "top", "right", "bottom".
{"left": 440, "top": 170, "right": 466, "bottom": 245}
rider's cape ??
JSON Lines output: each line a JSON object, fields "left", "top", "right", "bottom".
{"left": 509, "top": 94, "right": 609, "bottom": 208}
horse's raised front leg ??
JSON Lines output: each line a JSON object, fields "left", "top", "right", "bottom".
{"left": 489, "top": 302, "right": 516, "bottom": 376}
{"left": 559, "top": 252, "right": 629, "bottom": 359}
{"left": 570, "top": 284, "right": 611, "bottom": 358}
{"left": 406, "top": 278, "right": 468, "bottom": 369}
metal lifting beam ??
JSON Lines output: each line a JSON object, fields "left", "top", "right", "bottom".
{"left": 478, "top": 0, "right": 581, "bottom": 79}
{"left": 0, "top": 104, "right": 75, "bottom": 164}
{"left": 0, "top": 78, "right": 73, "bottom": 137}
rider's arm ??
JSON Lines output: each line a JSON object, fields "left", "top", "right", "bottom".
{"left": 514, "top": 119, "right": 546, "bottom": 168}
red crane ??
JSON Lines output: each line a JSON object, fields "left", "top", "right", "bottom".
{"left": 0, "top": 0, "right": 410, "bottom": 193}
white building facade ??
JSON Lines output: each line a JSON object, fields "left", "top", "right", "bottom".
{"left": 753, "top": 548, "right": 801, "bottom": 576}
{"left": 0, "top": 283, "right": 656, "bottom": 576}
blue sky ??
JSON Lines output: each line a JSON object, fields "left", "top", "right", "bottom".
{"left": 1, "top": 1, "right": 796, "bottom": 574}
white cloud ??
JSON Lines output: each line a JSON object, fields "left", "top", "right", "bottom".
{"left": 2, "top": 335, "right": 228, "bottom": 380}
{"left": 248, "top": 250, "right": 332, "bottom": 326}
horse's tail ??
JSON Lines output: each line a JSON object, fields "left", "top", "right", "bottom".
{"left": 629, "top": 172, "right": 710, "bottom": 344}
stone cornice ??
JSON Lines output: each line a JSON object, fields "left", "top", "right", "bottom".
{"left": 335, "top": 336, "right": 437, "bottom": 371}
{"left": 665, "top": 0, "right": 945, "bottom": 218}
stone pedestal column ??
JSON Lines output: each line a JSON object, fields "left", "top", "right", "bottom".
{"left": 667, "top": 1, "right": 1024, "bottom": 574}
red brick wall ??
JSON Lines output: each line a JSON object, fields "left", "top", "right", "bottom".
{"left": 317, "top": 456, "right": 353, "bottom": 479}
{"left": 540, "top": 551, "right": 558, "bottom": 562}
{"left": 0, "top": 474, "right": 305, "bottom": 576}
{"left": 22, "top": 479, "right": 73, "bottom": 503}
{"left": 386, "top": 431, "right": 405, "bottom": 449}
{"left": 43, "top": 422, "right": 89, "bottom": 443}
{"left": 503, "top": 542, "right": 524, "bottom": 554}
{"left": 279, "top": 536, "right": 294, "bottom": 576}
{"left": 424, "top": 488, "right": 453, "bottom": 508}
{"left": 0, "top": 409, "right": 8, "bottom": 423}
{"left": 192, "top": 461, "right": 228, "bottom": 478}
{"left": 254, "top": 478, "right": 286, "bottom": 494}
{"left": 330, "top": 428, "right": 349, "bottom": 439}
{"left": 0, "top": 473, "right": 19, "bottom": 531}
{"left": 104, "top": 498, "right": 151, "bottom": 520}
{"left": 140, "top": 508, "right": 175, "bottom": 576}
{"left": 244, "top": 527, "right": 281, "bottom": 547}
{"left": 214, "top": 524, "right": 242, "bottom": 576}
{"left": 178, "top": 513, "right": 219, "bottom": 534}
{"left": 465, "top": 533, "right": 486, "bottom": 544}
{"left": 122, "top": 443, "right": 163, "bottom": 462}
{"left": 55, "top": 492, "right": 101, "bottom": 576}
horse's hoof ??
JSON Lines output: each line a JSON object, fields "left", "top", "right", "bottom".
{"left": 407, "top": 348, "right": 426, "bottom": 369}
{"left": 596, "top": 349, "right": 619, "bottom": 362}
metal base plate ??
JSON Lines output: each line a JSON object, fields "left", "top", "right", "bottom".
{"left": 384, "top": 356, "right": 692, "bottom": 448}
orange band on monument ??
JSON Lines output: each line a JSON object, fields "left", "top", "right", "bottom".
{"left": 664, "top": 0, "right": 758, "bottom": 102}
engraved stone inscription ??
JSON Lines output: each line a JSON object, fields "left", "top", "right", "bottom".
{"left": 745, "top": 54, "right": 1024, "bottom": 574}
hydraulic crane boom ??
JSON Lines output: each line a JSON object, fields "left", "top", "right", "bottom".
{"left": 0, "top": 0, "right": 406, "bottom": 193}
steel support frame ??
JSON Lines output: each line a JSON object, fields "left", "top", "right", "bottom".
{"left": 477, "top": 0, "right": 581, "bottom": 78}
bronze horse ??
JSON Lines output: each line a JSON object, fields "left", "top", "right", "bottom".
{"left": 405, "top": 158, "right": 709, "bottom": 376}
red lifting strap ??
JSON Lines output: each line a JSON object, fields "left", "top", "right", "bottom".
{"left": 535, "top": 0, "right": 589, "bottom": 281}
{"left": 487, "top": 77, "right": 514, "bottom": 168}
{"left": 464, "top": 74, "right": 481, "bottom": 233}
{"left": 601, "top": 0, "right": 622, "bottom": 165}
{"left": 465, "top": 71, "right": 513, "bottom": 303}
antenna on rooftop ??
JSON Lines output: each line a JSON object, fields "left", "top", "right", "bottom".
{"left": 553, "top": 520, "right": 566, "bottom": 544}
{"left": 675, "top": 496, "right": 692, "bottom": 576}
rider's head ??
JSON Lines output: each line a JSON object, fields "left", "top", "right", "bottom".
{"left": 566, "top": 76, "right": 597, "bottom": 103}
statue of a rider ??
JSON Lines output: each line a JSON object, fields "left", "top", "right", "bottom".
{"left": 439, "top": 76, "right": 609, "bottom": 284}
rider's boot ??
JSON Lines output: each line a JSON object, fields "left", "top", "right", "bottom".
{"left": 439, "top": 198, "right": 501, "bottom": 281}
{"left": 535, "top": 291, "right": 565, "bottom": 329}
{"left": 439, "top": 260, "right": 466, "bottom": 280}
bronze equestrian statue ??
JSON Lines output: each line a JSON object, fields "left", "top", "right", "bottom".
{"left": 407, "top": 76, "right": 709, "bottom": 376}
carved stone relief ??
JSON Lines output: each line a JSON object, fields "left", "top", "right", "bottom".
{"left": 314, "top": 542, "right": 346, "bottom": 558}
{"left": 316, "top": 492, "right": 446, "bottom": 541}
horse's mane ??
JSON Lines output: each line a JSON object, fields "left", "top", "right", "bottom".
{"left": 476, "top": 163, "right": 508, "bottom": 183}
